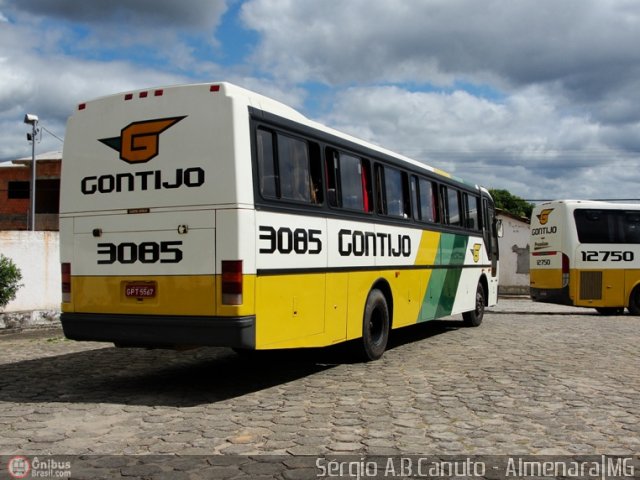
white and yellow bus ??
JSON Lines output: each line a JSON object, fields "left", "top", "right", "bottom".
{"left": 530, "top": 200, "right": 640, "bottom": 315}
{"left": 60, "top": 82, "right": 501, "bottom": 360}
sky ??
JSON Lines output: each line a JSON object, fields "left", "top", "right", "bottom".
{"left": 1, "top": 0, "right": 640, "bottom": 202}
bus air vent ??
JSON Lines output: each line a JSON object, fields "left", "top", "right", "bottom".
{"left": 579, "top": 271, "right": 603, "bottom": 300}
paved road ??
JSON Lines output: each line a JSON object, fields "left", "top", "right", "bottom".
{"left": 1, "top": 298, "right": 638, "bottom": 459}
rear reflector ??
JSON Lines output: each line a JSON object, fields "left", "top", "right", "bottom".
{"left": 221, "top": 260, "right": 242, "bottom": 305}
{"left": 61, "top": 263, "right": 71, "bottom": 303}
{"left": 562, "top": 253, "right": 570, "bottom": 287}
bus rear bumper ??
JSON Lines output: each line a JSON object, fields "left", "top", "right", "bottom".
{"left": 60, "top": 313, "right": 256, "bottom": 349}
{"left": 530, "top": 286, "right": 572, "bottom": 306}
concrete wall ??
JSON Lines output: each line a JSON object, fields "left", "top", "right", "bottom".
{"left": 0, "top": 231, "right": 60, "bottom": 328}
{"left": 497, "top": 214, "right": 530, "bottom": 295}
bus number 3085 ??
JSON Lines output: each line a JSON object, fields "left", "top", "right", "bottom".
{"left": 259, "top": 226, "right": 322, "bottom": 254}
{"left": 97, "top": 241, "right": 183, "bottom": 264}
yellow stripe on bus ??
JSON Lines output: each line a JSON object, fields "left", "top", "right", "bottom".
{"left": 530, "top": 268, "right": 563, "bottom": 289}
{"left": 67, "top": 275, "right": 256, "bottom": 317}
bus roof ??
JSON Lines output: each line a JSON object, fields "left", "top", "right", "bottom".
{"left": 537, "top": 199, "right": 640, "bottom": 210}
{"left": 79, "top": 81, "right": 482, "bottom": 193}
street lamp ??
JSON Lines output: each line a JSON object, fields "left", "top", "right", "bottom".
{"left": 24, "top": 114, "right": 39, "bottom": 231}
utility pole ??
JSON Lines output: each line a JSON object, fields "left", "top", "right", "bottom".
{"left": 24, "top": 114, "right": 39, "bottom": 231}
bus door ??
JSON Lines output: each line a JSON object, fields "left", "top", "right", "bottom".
{"left": 482, "top": 198, "right": 499, "bottom": 276}
{"left": 481, "top": 197, "right": 500, "bottom": 303}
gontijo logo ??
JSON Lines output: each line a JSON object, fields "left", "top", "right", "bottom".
{"left": 99, "top": 116, "right": 186, "bottom": 164}
{"left": 536, "top": 208, "right": 554, "bottom": 225}
{"left": 82, "top": 115, "right": 204, "bottom": 195}
{"left": 470, "top": 243, "right": 482, "bottom": 263}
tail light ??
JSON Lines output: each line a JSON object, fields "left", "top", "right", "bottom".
{"left": 221, "top": 260, "right": 243, "bottom": 305}
{"left": 61, "top": 263, "right": 71, "bottom": 303}
{"left": 562, "top": 254, "right": 570, "bottom": 287}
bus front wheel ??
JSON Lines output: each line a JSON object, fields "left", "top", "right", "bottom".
{"left": 462, "top": 283, "right": 485, "bottom": 327}
{"left": 360, "top": 289, "right": 390, "bottom": 361}
{"left": 595, "top": 307, "right": 624, "bottom": 315}
{"left": 628, "top": 286, "right": 640, "bottom": 315}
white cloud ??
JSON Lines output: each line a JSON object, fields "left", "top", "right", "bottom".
{"left": 1, "top": 0, "right": 640, "bottom": 202}
{"left": 0, "top": 52, "right": 188, "bottom": 160}
{"left": 318, "top": 85, "right": 631, "bottom": 201}
{"left": 238, "top": 0, "right": 640, "bottom": 200}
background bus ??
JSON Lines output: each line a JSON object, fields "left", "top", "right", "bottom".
{"left": 60, "top": 82, "right": 501, "bottom": 360}
{"left": 530, "top": 200, "right": 640, "bottom": 315}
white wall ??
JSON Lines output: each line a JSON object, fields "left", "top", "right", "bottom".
{"left": 0, "top": 231, "right": 60, "bottom": 312}
{"left": 497, "top": 214, "right": 530, "bottom": 294}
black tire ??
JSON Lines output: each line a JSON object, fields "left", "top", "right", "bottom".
{"left": 360, "top": 289, "right": 390, "bottom": 361}
{"left": 462, "top": 283, "right": 485, "bottom": 327}
{"left": 628, "top": 286, "right": 640, "bottom": 315}
{"left": 595, "top": 307, "right": 624, "bottom": 316}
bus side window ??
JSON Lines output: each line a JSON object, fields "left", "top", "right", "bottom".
{"left": 278, "top": 133, "right": 311, "bottom": 202}
{"left": 464, "top": 193, "right": 481, "bottom": 230}
{"left": 411, "top": 176, "right": 420, "bottom": 220}
{"left": 340, "top": 153, "right": 365, "bottom": 211}
{"left": 309, "top": 142, "right": 323, "bottom": 204}
{"left": 258, "top": 132, "right": 322, "bottom": 205}
{"left": 257, "top": 128, "right": 277, "bottom": 198}
{"left": 325, "top": 148, "right": 339, "bottom": 207}
{"left": 379, "top": 166, "right": 410, "bottom": 219}
{"left": 375, "top": 165, "right": 385, "bottom": 215}
{"left": 361, "top": 159, "right": 373, "bottom": 213}
{"left": 442, "top": 186, "right": 461, "bottom": 226}
{"left": 416, "top": 177, "right": 436, "bottom": 223}
{"left": 326, "top": 149, "right": 372, "bottom": 212}
{"left": 624, "top": 212, "right": 640, "bottom": 243}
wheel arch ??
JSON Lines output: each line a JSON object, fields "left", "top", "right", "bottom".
{"left": 628, "top": 282, "right": 640, "bottom": 315}
{"left": 627, "top": 280, "right": 640, "bottom": 304}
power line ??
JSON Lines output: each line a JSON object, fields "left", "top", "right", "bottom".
{"left": 41, "top": 126, "right": 64, "bottom": 143}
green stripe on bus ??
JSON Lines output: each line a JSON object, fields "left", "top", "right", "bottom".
{"left": 418, "top": 234, "right": 468, "bottom": 321}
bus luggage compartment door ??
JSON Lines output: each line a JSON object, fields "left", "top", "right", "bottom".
{"left": 70, "top": 210, "right": 216, "bottom": 316}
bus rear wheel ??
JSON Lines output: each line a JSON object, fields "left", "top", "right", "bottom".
{"left": 360, "top": 289, "right": 390, "bottom": 361}
{"left": 628, "top": 286, "right": 640, "bottom": 315}
{"left": 462, "top": 283, "right": 485, "bottom": 327}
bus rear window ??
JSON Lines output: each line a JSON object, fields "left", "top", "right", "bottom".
{"left": 574, "top": 209, "right": 640, "bottom": 244}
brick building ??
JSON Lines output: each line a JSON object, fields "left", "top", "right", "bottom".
{"left": 0, "top": 151, "right": 61, "bottom": 230}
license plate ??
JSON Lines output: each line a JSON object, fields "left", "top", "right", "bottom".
{"left": 125, "top": 284, "right": 156, "bottom": 298}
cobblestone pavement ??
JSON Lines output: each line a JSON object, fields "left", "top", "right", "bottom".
{"left": 0, "top": 298, "right": 638, "bottom": 458}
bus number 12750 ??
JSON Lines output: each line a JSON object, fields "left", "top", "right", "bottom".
{"left": 581, "top": 250, "right": 634, "bottom": 262}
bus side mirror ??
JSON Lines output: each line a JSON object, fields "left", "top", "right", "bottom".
{"left": 495, "top": 219, "right": 504, "bottom": 238}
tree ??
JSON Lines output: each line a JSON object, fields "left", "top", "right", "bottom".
{"left": 0, "top": 254, "right": 23, "bottom": 310}
{"left": 489, "top": 189, "right": 534, "bottom": 219}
